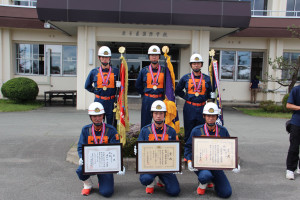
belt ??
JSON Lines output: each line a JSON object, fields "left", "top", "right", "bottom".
{"left": 186, "top": 101, "right": 205, "bottom": 107}
{"left": 95, "top": 95, "right": 115, "bottom": 100}
{"left": 144, "top": 93, "right": 163, "bottom": 98}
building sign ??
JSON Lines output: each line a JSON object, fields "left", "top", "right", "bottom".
{"left": 121, "top": 30, "right": 168, "bottom": 38}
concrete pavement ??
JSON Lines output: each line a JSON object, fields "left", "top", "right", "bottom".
{"left": 0, "top": 105, "right": 298, "bottom": 200}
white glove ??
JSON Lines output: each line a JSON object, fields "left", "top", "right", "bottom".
{"left": 216, "top": 118, "right": 223, "bottom": 126}
{"left": 134, "top": 145, "right": 137, "bottom": 155}
{"left": 210, "top": 92, "right": 216, "bottom": 99}
{"left": 232, "top": 164, "right": 240, "bottom": 173}
{"left": 117, "top": 166, "right": 126, "bottom": 175}
{"left": 188, "top": 161, "right": 198, "bottom": 172}
{"left": 79, "top": 158, "right": 83, "bottom": 166}
{"left": 116, "top": 81, "right": 121, "bottom": 88}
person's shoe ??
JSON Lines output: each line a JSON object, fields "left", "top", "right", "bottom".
{"left": 81, "top": 188, "right": 91, "bottom": 196}
{"left": 197, "top": 183, "right": 207, "bottom": 195}
{"left": 207, "top": 183, "right": 214, "bottom": 188}
{"left": 156, "top": 179, "right": 164, "bottom": 188}
{"left": 286, "top": 170, "right": 295, "bottom": 180}
{"left": 146, "top": 181, "right": 155, "bottom": 194}
{"left": 146, "top": 186, "right": 154, "bottom": 194}
{"left": 81, "top": 178, "right": 93, "bottom": 196}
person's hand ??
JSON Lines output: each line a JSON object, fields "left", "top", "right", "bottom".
{"left": 210, "top": 92, "right": 216, "bottom": 99}
{"left": 79, "top": 158, "right": 83, "bottom": 166}
{"left": 188, "top": 161, "right": 198, "bottom": 171}
{"left": 116, "top": 81, "right": 121, "bottom": 88}
{"left": 117, "top": 166, "right": 126, "bottom": 175}
{"left": 134, "top": 145, "right": 137, "bottom": 155}
{"left": 232, "top": 164, "right": 240, "bottom": 173}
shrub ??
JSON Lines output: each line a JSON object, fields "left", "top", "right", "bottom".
{"left": 260, "top": 100, "right": 284, "bottom": 113}
{"left": 282, "top": 94, "right": 289, "bottom": 112}
{"left": 1, "top": 77, "right": 39, "bottom": 102}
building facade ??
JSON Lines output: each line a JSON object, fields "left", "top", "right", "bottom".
{"left": 1, "top": 0, "right": 300, "bottom": 109}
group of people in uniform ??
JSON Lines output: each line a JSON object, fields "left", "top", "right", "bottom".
{"left": 76, "top": 45, "right": 238, "bottom": 198}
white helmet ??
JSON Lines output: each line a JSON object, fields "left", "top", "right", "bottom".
{"left": 203, "top": 102, "right": 220, "bottom": 115}
{"left": 190, "top": 53, "right": 203, "bottom": 63}
{"left": 88, "top": 102, "right": 105, "bottom": 115}
{"left": 98, "top": 46, "right": 111, "bottom": 57}
{"left": 148, "top": 45, "right": 161, "bottom": 55}
{"left": 151, "top": 100, "right": 167, "bottom": 112}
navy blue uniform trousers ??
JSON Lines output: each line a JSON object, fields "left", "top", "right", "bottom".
{"left": 183, "top": 102, "right": 205, "bottom": 142}
{"left": 140, "top": 173, "right": 180, "bottom": 196}
{"left": 76, "top": 166, "right": 114, "bottom": 197}
{"left": 195, "top": 170, "right": 232, "bottom": 198}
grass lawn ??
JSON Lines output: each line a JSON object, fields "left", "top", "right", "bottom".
{"left": 0, "top": 99, "right": 43, "bottom": 112}
{"left": 235, "top": 107, "right": 292, "bottom": 119}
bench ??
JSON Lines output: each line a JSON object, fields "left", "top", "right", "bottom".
{"left": 44, "top": 90, "right": 77, "bottom": 106}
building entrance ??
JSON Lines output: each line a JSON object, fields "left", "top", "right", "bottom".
{"left": 98, "top": 42, "right": 180, "bottom": 96}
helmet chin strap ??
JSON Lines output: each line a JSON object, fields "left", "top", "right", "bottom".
{"left": 94, "top": 122, "right": 103, "bottom": 126}
{"left": 207, "top": 123, "right": 215, "bottom": 127}
{"left": 101, "top": 62, "right": 109, "bottom": 66}
{"left": 151, "top": 61, "right": 158, "bottom": 65}
{"left": 192, "top": 68, "right": 201, "bottom": 72}
{"left": 154, "top": 120, "right": 164, "bottom": 125}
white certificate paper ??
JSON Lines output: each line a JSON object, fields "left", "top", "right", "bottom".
{"left": 83, "top": 144, "right": 122, "bottom": 174}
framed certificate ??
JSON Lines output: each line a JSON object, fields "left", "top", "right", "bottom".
{"left": 136, "top": 141, "right": 181, "bottom": 174}
{"left": 82, "top": 144, "right": 123, "bottom": 175}
{"left": 192, "top": 137, "right": 238, "bottom": 170}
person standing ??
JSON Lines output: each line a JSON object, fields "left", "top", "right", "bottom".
{"left": 175, "top": 53, "right": 212, "bottom": 143}
{"left": 85, "top": 46, "right": 120, "bottom": 125}
{"left": 137, "top": 100, "right": 180, "bottom": 196}
{"left": 135, "top": 45, "right": 165, "bottom": 129}
{"left": 250, "top": 75, "right": 260, "bottom": 104}
{"left": 76, "top": 102, "right": 125, "bottom": 196}
{"left": 184, "top": 102, "right": 237, "bottom": 198}
{"left": 286, "top": 85, "right": 300, "bottom": 180}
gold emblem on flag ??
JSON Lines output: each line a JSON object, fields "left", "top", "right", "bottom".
{"left": 162, "top": 46, "right": 169, "bottom": 54}
{"left": 104, "top": 51, "right": 109, "bottom": 55}
{"left": 95, "top": 108, "right": 100, "bottom": 113}
{"left": 103, "top": 86, "right": 107, "bottom": 91}
{"left": 208, "top": 108, "right": 214, "bottom": 113}
{"left": 156, "top": 105, "right": 162, "bottom": 110}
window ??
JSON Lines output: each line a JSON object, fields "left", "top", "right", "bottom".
{"left": 16, "top": 44, "right": 44, "bottom": 75}
{"left": 220, "top": 51, "right": 251, "bottom": 81}
{"left": 16, "top": 44, "right": 77, "bottom": 76}
{"left": 282, "top": 52, "right": 300, "bottom": 80}
{"left": 287, "top": 0, "right": 300, "bottom": 16}
{"left": 248, "top": 0, "right": 268, "bottom": 16}
{"left": 13, "top": 0, "right": 37, "bottom": 7}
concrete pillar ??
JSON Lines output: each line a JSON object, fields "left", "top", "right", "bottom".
{"left": 0, "top": 28, "right": 2, "bottom": 97}
{"left": 76, "top": 26, "right": 96, "bottom": 110}
{"left": 2, "top": 29, "right": 12, "bottom": 83}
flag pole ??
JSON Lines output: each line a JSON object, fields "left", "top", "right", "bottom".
{"left": 162, "top": 46, "right": 169, "bottom": 101}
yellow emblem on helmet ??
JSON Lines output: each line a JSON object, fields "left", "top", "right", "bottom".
{"left": 153, "top": 48, "right": 157, "bottom": 52}
{"left": 104, "top": 51, "right": 109, "bottom": 55}
{"left": 195, "top": 57, "right": 199, "bottom": 61}
{"left": 156, "top": 105, "right": 162, "bottom": 110}
{"left": 95, "top": 108, "right": 100, "bottom": 113}
{"left": 208, "top": 108, "right": 214, "bottom": 113}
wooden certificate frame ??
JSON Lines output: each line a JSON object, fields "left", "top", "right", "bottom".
{"left": 82, "top": 144, "right": 123, "bottom": 175}
{"left": 136, "top": 141, "right": 181, "bottom": 174}
{"left": 192, "top": 137, "right": 238, "bottom": 170}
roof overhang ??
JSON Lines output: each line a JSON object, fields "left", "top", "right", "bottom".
{"left": 36, "top": 0, "right": 251, "bottom": 41}
{"left": 231, "top": 17, "right": 300, "bottom": 38}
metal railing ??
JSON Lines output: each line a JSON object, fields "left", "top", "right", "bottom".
{"left": 251, "top": 10, "right": 300, "bottom": 18}
{"left": 0, "top": 0, "right": 37, "bottom": 8}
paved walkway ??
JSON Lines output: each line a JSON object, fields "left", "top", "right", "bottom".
{"left": 0, "top": 106, "right": 298, "bottom": 200}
